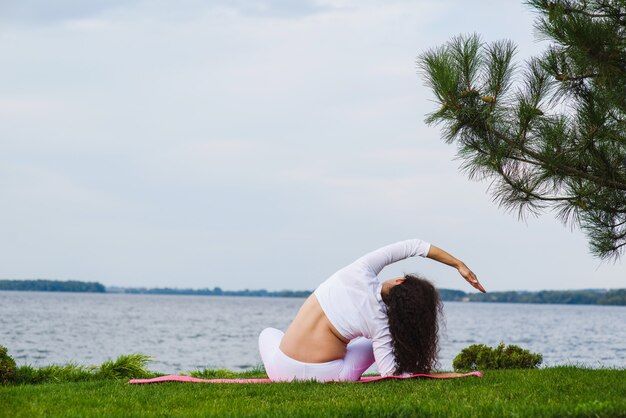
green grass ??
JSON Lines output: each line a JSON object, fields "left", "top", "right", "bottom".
{"left": 11, "top": 354, "right": 155, "bottom": 384}
{"left": 1, "top": 367, "right": 625, "bottom": 417}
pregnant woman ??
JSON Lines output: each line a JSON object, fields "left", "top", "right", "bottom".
{"left": 258, "top": 239, "right": 486, "bottom": 382}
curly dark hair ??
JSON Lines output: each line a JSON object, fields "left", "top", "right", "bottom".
{"left": 381, "top": 274, "right": 443, "bottom": 375}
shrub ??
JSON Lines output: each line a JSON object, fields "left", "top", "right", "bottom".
{"left": 96, "top": 353, "right": 153, "bottom": 379}
{"left": 12, "top": 353, "right": 155, "bottom": 385}
{"left": 0, "top": 345, "right": 17, "bottom": 384}
{"left": 14, "top": 363, "right": 92, "bottom": 384}
{"left": 453, "top": 343, "right": 542, "bottom": 371}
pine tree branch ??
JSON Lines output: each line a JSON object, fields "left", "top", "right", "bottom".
{"left": 489, "top": 128, "right": 626, "bottom": 191}
{"left": 494, "top": 166, "right": 573, "bottom": 203}
{"left": 545, "top": 0, "right": 626, "bottom": 18}
{"left": 420, "top": 6, "right": 626, "bottom": 257}
{"left": 554, "top": 72, "right": 598, "bottom": 81}
{"left": 492, "top": 158, "right": 626, "bottom": 213}
{"left": 599, "top": 217, "right": 626, "bottom": 228}
{"left": 569, "top": 10, "right": 626, "bottom": 18}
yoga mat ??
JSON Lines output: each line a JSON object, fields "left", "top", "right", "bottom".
{"left": 129, "top": 371, "right": 482, "bottom": 385}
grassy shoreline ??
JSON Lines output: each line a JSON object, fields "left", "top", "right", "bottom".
{"left": 2, "top": 367, "right": 625, "bottom": 417}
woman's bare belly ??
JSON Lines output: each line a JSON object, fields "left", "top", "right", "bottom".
{"left": 279, "top": 294, "right": 349, "bottom": 363}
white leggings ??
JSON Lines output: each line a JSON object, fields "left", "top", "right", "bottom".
{"left": 258, "top": 327, "right": 375, "bottom": 382}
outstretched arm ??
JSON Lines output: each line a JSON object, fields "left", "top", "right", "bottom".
{"left": 426, "top": 245, "right": 486, "bottom": 293}
{"left": 357, "top": 239, "right": 431, "bottom": 277}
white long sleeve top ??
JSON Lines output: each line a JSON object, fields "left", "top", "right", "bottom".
{"left": 313, "top": 239, "right": 432, "bottom": 376}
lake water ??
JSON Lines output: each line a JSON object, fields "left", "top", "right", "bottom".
{"left": 1, "top": 291, "right": 625, "bottom": 373}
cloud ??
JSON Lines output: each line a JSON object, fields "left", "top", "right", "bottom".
{"left": 0, "top": 0, "right": 334, "bottom": 26}
{"left": 1, "top": 0, "right": 623, "bottom": 291}
{"left": 0, "top": 0, "right": 132, "bottom": 25}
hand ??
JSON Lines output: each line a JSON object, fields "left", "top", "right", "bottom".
{"left": 458, "top": 263, "right": 486, "bottom": 293}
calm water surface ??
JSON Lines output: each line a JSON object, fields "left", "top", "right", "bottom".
{"left": 1, "top": 291, "right": 624, "bottom": 373}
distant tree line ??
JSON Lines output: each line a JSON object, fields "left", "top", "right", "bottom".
{"left": 1, "top": 279, "right": 625, "bottom": 305}
{"left": 441, "top": 288, "right": 626, "bottom": 306}
{"left": 0, "top": 279, "right": 105, "bottom": 293}
{"left": 437, "top": 289, "right": 467, "bottom": 301}
{"left": 108, "top": 286, "right": 312, "bottom": 298}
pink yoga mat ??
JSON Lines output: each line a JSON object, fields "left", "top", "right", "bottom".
{"left": 129, "top": 371, "right": 482, "bottom": 385}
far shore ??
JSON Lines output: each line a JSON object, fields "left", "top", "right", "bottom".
{"left": 1, "top": 279, "right": 625, "bottom": 306}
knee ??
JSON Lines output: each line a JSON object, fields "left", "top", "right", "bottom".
{"left": 259, "top": 327, "right": 282, "bottom": 344}
{"left": 348, "top": 338, "right": 374, "bottom": 356}
{"left": 258, "top": 328, "right": 283, "bottom": 357}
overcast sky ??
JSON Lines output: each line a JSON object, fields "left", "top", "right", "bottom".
{"left": 1, "top": 0, "right": 623, "bottom": 292}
